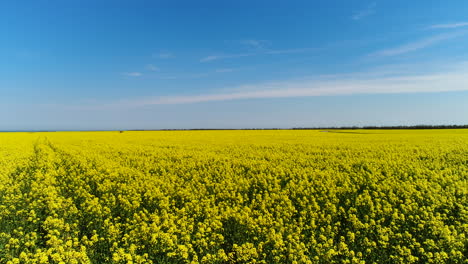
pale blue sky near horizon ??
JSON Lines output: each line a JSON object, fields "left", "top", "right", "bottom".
{"left": 1, "top": 0, "right": 468, "bottom": 130}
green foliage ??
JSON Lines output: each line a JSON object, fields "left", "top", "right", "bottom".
{"left": 0, "top": 130, "right": 467, "bottom": 263}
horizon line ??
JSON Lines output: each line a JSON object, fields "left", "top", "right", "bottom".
{"left": 2, "top": 124, "right": 468, "bottom": 133}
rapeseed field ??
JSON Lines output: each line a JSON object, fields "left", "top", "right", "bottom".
{"left": 0, "top": 130, "right": 467, "bottom": 263}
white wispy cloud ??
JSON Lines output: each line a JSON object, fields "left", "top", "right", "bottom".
{"left": 200, "top": 47, "right": 319, "bottom": 62}
{"left": 265, "top": 47, "right": 320, "bottom": 55}
{"left": 369, "top": 31, "right": 468, "bottom": 57}
{"left": 352, "top": 2, "right": 376, "bottom": 20}
{"left": 111, "top": 61, "right": 468, "bottom": 107}
{"left": 154, "top": 52, "right": 174, "bottom": 59}
{"left": 240, "top": 39, "right": 269, "bottom": 49}
{"left": 429, "top": 22, "right": 468, "bottom": 29}
{"left": 146, "top": 64, "right": 159, "bottom": 71}
{"left": 151, "top": 72, "right": 213, "bottom": 80}
{"left": 123, "top": 72, "right": 143, "bottom": 77}
{"left": 200, "top": 53, "right": 252, "bottom": 62}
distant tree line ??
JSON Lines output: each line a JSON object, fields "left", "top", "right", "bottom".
{"left": 128, "top": 125, "right": 468, "bottom": 131}
{"left": 292, "top": 125, "right": 468, "bottom": 130}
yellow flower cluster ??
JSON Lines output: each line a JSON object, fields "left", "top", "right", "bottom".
{"left": 0, "top": 130, "right": 467, "bottom": 263}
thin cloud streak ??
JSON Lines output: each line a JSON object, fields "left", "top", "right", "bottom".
{"left": 240, "top": 39, "right": 270, "bottom": 49}
{"left": 123, "top": 72, "right": 143, "bottom": 77}
{"left": 114, "top": 62, "right": 468, "bottom": 107}
{"left": 369, "top": 31, "right": 468, "bottom": 57}
{"left": 200, "top": 47, "right": 319, "bottom": 62}
{"left": 146, "top": 64, "right": 159, "bottom": 71}
{"left": 429, "top": 22, "right": 468, "bottom": 29}
{"left": 265, "top": 47, "right": 320, "bottom": 55}
{"left": 352, "top": 2, "right": 376, "bottom": 20}
{"left": 200, "top": 53, "right": 252, "bottom": 62}
{"left": 154, "top": 52, "right": 174, "bottom": 59}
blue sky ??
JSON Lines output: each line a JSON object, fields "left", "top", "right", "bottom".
{"left": 1, "top": 0, "right": 468, "bottom": 130}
